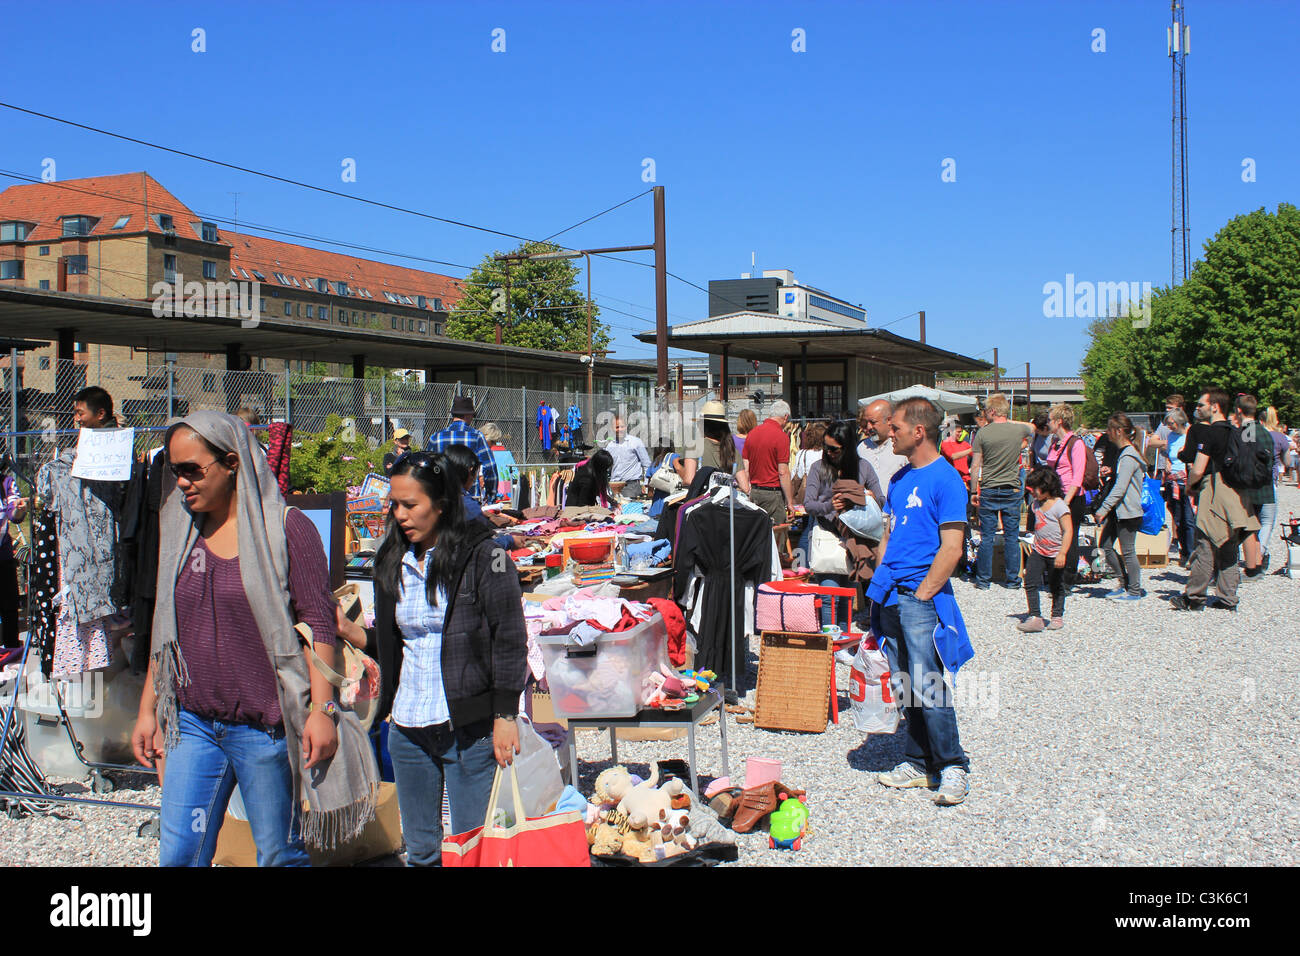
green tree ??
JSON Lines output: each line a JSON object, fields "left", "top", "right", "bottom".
{"left": 1081, "top": 203, "right": 1300, "bottom": 424}
{"left": 446, "top": 241, "right": 611, "bottom": 354}
{"left": 289, "top": 414, "right": 381, "bottom": 492}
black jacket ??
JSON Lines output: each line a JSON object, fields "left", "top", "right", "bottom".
{"left": 366, "top": 524, "right": 528, "bottom": 728}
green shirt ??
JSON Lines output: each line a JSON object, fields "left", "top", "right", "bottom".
{"left": 972, "top": 421, "right": 1029, "bottom": 489}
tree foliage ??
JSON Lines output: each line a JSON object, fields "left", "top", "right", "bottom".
{"left": 288, "top": 414, "right": 381, "bottom": 493}
{"left": 1081, "top": 203, "right": 1300, "bottom": 426}
{"left": 445, "top": 241, "right": 611, "bottom": 354}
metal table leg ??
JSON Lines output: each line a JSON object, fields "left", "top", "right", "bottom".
{"left": 609, "top": 726, "right": 618, "bottom": 765}
{"left": 717, "top": 694, "right": 730, "bottom": 782}
{"left": 566, "top": 729, "right": 578, "bottom": 787}
{"left": 686, "top": 723, "right": 699, "bottom": 799}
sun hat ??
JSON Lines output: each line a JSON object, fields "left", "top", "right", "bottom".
{"left": 700, "top": 401, "right": 728, "bottom": 422}
{"left": 392, "top": 427, "right": 411, "bottom": 441}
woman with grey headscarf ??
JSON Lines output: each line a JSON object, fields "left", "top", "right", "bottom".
{"left": 132, "top": 411, "right": 378, "bottom": 866}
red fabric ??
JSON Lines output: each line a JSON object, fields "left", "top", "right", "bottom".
{"left": 742, "top": 418, "right": 791, "bottom": 487}
{"left": 648, "top": 599, "right": 688, "bottom": 667}
{"left": 443, "top": 768, "right": 590, "bottom": 867}
{"left": 587, "top": 607, "right": 642, "bottom": 633}
{"left": 266, "top": 422, "right": 292, "bottom": 495}
{"left": 940, "top": 439, "right": 971, "bottom": 483}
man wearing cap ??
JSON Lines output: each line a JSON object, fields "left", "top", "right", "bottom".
{"left": 382, "top": 427, "right": 412, "bottom": 476}
{"left": 427, "top": 396, "right": 500, "bottom": 502}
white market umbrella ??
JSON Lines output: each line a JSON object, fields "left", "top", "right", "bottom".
{"left": 859, "top": 383, "right": 978, "bottom": 415}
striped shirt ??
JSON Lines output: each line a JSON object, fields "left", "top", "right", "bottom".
{"left": 391, "top": 547, "right": 451, "bottom": 728}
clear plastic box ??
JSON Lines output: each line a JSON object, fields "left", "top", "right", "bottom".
{"left": 539, "top": 614, "right": 668, "bottom": 719}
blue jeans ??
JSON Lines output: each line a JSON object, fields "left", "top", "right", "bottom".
{"left": 1257, "top": 500, "right": 1278, "bottom": 559}
{"left": 1168, "top": 481, "right": 1196, "bottom": 559}
{"left": 977, "top": 486, "right": 1022, "bottom": 585}
{"left": 879, "top": 593, "right": 968, "bottom": 775}
{"left": 817, "top": 574, "right": 853, "bottom": 627}
{"left": 159, "top": 709, "right": 309, "bottom": 867}
{"left": 389, "top": 719, "right": 498, "bottom": 866}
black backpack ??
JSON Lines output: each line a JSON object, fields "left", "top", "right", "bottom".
{"left": 1221, "top": 423, "right": 1273, "bottom": 490}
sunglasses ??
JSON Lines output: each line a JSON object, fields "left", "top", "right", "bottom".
{"left": 168, "top": 459, "right": 221, "bottom": 482}
{"left": 823, "top": 443, "right": 843, "bottom": 454}
{"left": 392, "top": 451, "right": 442, "bottom": 475}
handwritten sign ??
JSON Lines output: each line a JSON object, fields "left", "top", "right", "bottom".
{"left": 70, "top": 427, "right": 135, "bottom": 482}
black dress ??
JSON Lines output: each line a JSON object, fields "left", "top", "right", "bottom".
{"left": 673, "top": 500, "right": 773, "bottom": 694}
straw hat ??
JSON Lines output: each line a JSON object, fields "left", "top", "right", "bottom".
{"left": 700, "top": 401, "right": 728, "bottom": 422}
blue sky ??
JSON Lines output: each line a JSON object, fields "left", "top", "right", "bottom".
{"left": 2, "top": 0, "right": 1294, "bottom": 376}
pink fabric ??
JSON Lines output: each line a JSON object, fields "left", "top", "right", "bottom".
{"left": 1047, "top": 430, "right": 1088, "bottom": 494}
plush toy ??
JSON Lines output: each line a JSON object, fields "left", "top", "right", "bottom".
{"left": 655, "top": 807, "right": 696, "bottom": 852}
{"left": 591, "top": 766, "right": 636, "bottom": 811}
{"left": 616, "top": 765, "right": 677, "bottom": 829}
{"left": 687, "top": 798, "right": 738, "bottom": 846}
{"left": 588, "top": 822, "right": 623, "bottom": 857}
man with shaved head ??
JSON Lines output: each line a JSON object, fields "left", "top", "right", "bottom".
{"left": 858, "top": 399, "right": 908, "bottom": 490}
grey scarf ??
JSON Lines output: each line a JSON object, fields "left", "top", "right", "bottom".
{"left": 151, "top": 410, "right": 378, "bottom": 848}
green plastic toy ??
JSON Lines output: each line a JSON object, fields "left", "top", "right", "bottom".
{"left": 768, "top": 795, "right": 809, "bottom": 851}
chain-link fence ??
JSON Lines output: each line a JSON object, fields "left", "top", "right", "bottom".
{"left": 0, "top": 358, "right": 710, "bottom": 488}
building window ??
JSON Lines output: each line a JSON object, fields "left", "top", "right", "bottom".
{"left": 203, "top": 260, "right": 217, "bottom": 280}
{"left": 284, "top": 302, "right": 292, "bottom": 316}
{"left": 252, "top": 270, "right": 265, "bottom": 281}
{"left": 260, "top": 298, "right": 267, "bottom": 312}
{"left": 418, "top": 321, "right": 427, "bottom": 333}
{"left": 318, "top": 307, "right": 327, "bottom": 321}
{"left": 239, "top": 268, "right": 252, "bottom": 280}
{"left": 202, "top": 373, "right": 216, "bottom": 391}
{"left": 112, "top": 215, "right": 131, "bottom": 230}
{"left": 434, "top": 324, "right": 442, "bottom": 335}
{"left": 407, "top": 318, "right": 415, "bottom": 331}
{"left": 39, "top": 356, "right": 51, "bottom": 370}
{"left": 201, "top": 222, "right": 219, "bottom": 242}
{"left": 416, "top": 295, "right": 427, "bottom": 309}
{"left": 67, "top": 255, "right": 89, "bottom": 275}
{"left": 340, "top": 312, "right": 349, "bottom": 326}
{"left": 335, "top": 281, "right": 349, "bottom": 296}
{"left": 60, "top": 216, "right": 95, "bottom": 237}
{"left": 305, "top": 305, "right": 314, "bottom": 319}
{"left": 162, "top": 254, "right": 176, "bottom": 281}
{"left": 0, "top": 221, "right": 33, "bottom": 241}
{"left": 316, "top": 278, "right": 328, "bottom": 293}
{"left": 295, "top": 303, "right": 301, "bottom": 316}
{"left": 39, "top": 279, "right": 50, "bottom": 290}
{"left": 0, "top": 260, "right": 22, "bottom": 279}
{"left": 39, "top": 246, "right": 49, "bottom": 256}
{"left": 391, "top": 317, "right": 398, "bottom": 330}
{"left": 432, "top": 298, "right": 443, "bottom": 311}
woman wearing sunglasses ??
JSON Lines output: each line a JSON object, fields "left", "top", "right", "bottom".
{"left": 334, "top": 450, "right": 528, "bottom": 866}
{"left": 802, "top": 420, "right": 883, "bottom": 626}
{"left": 133, "top": 411, "right": 378, "bottom": 866}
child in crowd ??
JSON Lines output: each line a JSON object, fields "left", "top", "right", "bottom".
{"left": 1018, "top": 468, "right": 1073, "bottom": 632}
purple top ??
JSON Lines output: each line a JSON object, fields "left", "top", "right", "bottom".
{"left": 175, "top": 508, "right": 336, "bottom": 728}
{"left": 0, "top": 474, "right": 17, "bottom": 561}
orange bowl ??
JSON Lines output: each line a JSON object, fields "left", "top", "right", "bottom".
{"left": 568, "top": 539, "right": 613, "bottom": 563}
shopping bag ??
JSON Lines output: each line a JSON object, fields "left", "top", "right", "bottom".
{"left": 847, "top": 633, "right": 899, "bottom": 735}
{"left": 511, "top": 715, "right": 565, "bottom": 818}
{"left": 1139, "top": 477, "right": 1166, "bottom": 536}
{"left": 809, "top": 523, "right": 849, "bottom": 575}
{"left": 441, "top": 765, "right": 591, "bottom": 867}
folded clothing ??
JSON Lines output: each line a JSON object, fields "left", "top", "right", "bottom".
{"left": 625, "top": 538, "right": 672, "bottom": 567}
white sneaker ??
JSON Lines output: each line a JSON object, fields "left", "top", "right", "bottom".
{"left": 878, "top": 763, "right": 938, "bottom": 789}
{"left": 933, "top": 766, "right": 969, "bottom": 806}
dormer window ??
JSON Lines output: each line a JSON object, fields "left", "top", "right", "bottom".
{"left": 335, "top": 281, "right": 349, "bottom": 296}
{"left": 316, "top": 278, "right": 328, "bottom": 293}
{"left": 60, "top": 216, "right": 96, "bottom": 237}
{"left": 201, "top": 222, "right": 219, "bottom": 242}
{"left": 153, "top": 213, "right": 175, "bottom": 232}
{"left": 0, "top": 221, "right": 33, "bottom": 241}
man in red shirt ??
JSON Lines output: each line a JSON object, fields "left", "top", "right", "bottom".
{"left": 742, "top": 399, "right": 794, "bottom": 526}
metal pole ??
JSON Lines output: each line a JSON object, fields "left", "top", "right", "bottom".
{"left": 9, "top": 348, "right": 18, "bottom": 454}
{"left": 166, "top": 361, "right": 175, "bottom": 420}
{"left": 1026, "top": 362, "right": 1032, "bottom": 410}
{"left": 380, "top": 371, "right": 387, "bottom": 438}
{"left": 993, "top": 348, "right": 999, "bottom": 391}
{"left": 653, "top": 185, "right": 668, "bottom": 390}
{"left": 728, "top": 457, "right": 737, "bottom": 703}
{"left": 585, "top": 252, "right": 593, "bottom": 432}
{"left": 521, "top": 386, "right": 528, "bottom": 461}
{"left": 284, "top": 361, "right": 291, "bottom": 426}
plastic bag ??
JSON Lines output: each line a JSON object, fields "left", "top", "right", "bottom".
{"left": 507, "top": 716, "right": 565, "bottom": 823}
{"left": 848, "top": 633, "right": 900, "bottom": 735}
{"left": 1140, "top": 478, "right": 1165, "bottom": 536}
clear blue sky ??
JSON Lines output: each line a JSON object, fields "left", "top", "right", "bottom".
{"left": 2, "top": 0, "right": 1295, "bottom": 376}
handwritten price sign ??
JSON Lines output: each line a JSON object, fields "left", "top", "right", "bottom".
{"left": 70, "top": 427, "right": 135, "bottom": 481}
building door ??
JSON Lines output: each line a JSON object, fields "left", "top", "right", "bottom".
{"left": 794, "top": 383, "right": 845, "bottom": 419}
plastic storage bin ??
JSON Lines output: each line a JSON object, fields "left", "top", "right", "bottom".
{"left": 539, "top": 613, "right": 668, "bottom": 719}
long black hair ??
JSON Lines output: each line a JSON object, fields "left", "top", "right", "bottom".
{"left": 374, "top": 451, "right": 469, "bottom": 606}
{"left": 566, "top": 449, "right": 614, "bottom": 507}
{"left": 442, "top": 443, "right": 480, "bottom": 491}
{"left": 702, "top": 418, "right": 736, "bottom": 472}
{"left": 822, "top": 419, "right": 863, "bottom": 482}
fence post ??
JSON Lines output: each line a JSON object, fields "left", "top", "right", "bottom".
{"left": 380, "top": 372, "right": 387, "bottom": 439}
{"left": 7, "top": 348, "right": 16, "bottom": 458}
{"left": 521, "top": 386, "right": 527, "bottom": 462}
{"left": 284, "top": 361, "right": 292, "bottom": 427}
{"left": 165, "top": 361, "right": 175, "bottom": 420}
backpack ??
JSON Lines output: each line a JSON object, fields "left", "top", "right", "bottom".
{"left": 1220, "top": 423, "right": 1273, "bottom": 490}
{"left": 1060, "top": 435, "right": 1101, "bottom": 492}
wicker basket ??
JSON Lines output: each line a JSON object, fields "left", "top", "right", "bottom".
{"left": 754, "top": 631, "right": 833, "bottom": 733}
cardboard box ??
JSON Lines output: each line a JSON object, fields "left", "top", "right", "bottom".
{"left": 213, "top": 781, "right": 401, "bottom": 867}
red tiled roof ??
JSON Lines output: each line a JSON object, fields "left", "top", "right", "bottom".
{"left": 0, "top": 172, "right": 219, "bottom": 244}
{"left": 227, "top": 231, "right": 462, "bottom": 310}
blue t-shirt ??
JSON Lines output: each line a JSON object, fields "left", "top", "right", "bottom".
{"left": 881, "top": 456, "right": 968, "bottom": 589}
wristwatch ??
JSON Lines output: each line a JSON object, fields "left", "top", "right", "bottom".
{"left": 493, "top": 713, "right": 517, "bottom": 722}
{"left": 310, "top": 700, "right": 340, "bottom": 721}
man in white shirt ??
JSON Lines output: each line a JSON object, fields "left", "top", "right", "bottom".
{"left": 857, "top": 399, "right": 908, "bottom": 490}
{"left": 607, "top": 415, "right": 651, "bottom": 496}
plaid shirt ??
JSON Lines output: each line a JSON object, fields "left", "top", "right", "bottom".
{"left": 426, "top": 420, "right": 500, "bottom": 502}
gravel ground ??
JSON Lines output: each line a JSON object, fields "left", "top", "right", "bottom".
{"left": 4, "top": 484, "right": 1298, "bottom": 866}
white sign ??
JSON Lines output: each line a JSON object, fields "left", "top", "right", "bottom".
{"left": 70, "top": 427, "right": 135, "bottom": 481}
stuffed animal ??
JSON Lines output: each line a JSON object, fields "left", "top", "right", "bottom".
{"left": 588, "top": 822, "right": 623, "bottom": 857}
{"left": 616, "top": 765, "right": 677, "bottom": 829}
{"left": 591, "top": 766, "right": 636, "bottom": 811}
{"left": 655, "top": 807, "right": 696, "bottom": 851}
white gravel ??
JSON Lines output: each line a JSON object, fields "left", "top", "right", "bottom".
{"left": 4, "top": 484, "right": 1298, "bottom": 866}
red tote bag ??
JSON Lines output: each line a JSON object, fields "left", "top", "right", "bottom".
{"left": 442, "top": 765, "right": 591, "bottom": 868}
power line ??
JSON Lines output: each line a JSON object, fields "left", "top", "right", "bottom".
{"left": 539, "top": 189, "right": 653, "bottom": 243}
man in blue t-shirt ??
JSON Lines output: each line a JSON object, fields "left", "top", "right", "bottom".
{"left": 875, "top": 397, "right": 971, "bottom": 806}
